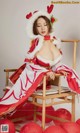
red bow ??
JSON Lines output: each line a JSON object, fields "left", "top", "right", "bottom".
{"left": 47, "top": 4, "right": 54, "bottom": 14}
{"left": 44, "top": 35, "right": 50, "bottom": 40}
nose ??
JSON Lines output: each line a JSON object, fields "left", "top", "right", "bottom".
{"left": 41, "top": 25, "right": 45, "bottom": 30}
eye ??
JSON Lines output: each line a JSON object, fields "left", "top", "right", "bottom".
{"left": 37, "top": 25, "right": 41, "bottom": 27}
{"left": 44, "top": 24, "right": 47, "bottom": 26}
{"left": 44, "top": 23, "right": 48, "bottom": 26}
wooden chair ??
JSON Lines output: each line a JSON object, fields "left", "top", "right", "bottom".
{"left": 4, "top": 39, "right": 80, "bottom": 130}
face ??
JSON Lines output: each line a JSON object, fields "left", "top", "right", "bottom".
{"left": 36, "top": 17, "right": 49, "bottom": 36}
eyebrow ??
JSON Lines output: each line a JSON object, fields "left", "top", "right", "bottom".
{"left": 37, "top": 22, "right": 47, "bottom": 25}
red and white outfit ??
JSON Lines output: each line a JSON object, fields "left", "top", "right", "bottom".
{"left": 0, "top": 35, "right": 61, "bottom": 115}
{"left": 0, "top": 6, "right": 80, "bottom": 117}
{"left": 0, "top": 35, "right": 80, "bottom": 116}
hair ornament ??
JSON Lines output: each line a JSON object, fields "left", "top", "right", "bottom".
{"left": 26, "top": 4, "right": 57, "bottom": 38}
{"left": 47, "top": 4, "right": 54, "bottom": 14}
{"left": 26, "top": 12, "right": 32, "bottom": 19}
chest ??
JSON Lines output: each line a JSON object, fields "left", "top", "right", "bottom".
{"left": 40, "top": 40, "right": 58, "bottom": 53}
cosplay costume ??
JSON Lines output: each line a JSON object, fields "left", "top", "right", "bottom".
{"left": 0, "top": 5, "right": 80, "bottom": 117}
{"left": 0, "top": 35, "right": 62, "bottom": 115}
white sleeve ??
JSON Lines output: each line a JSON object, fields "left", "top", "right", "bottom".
{"left": 26, "top": 44, "right": 40, "bottom": 59}
{"left": 26, "top": 52, "right": 34, "bottom": 59}
{"left": 53, "top": 38, "right": 62, "bottom": 49}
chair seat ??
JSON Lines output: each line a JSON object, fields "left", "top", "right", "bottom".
{"left": 33, "top": 85, "right": 70, "bottom": 95}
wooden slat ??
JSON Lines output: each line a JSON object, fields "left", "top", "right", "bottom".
{"left": 4, "top": 69, "right": 17, "bottom": 72}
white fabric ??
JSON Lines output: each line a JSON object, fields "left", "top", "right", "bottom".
{"left": 56, "top": 64, "right": 80, "bottom": 88}
{"left": 26, "top": 11, "right": 51, "bottom": 38}
{"left": 0, "top": 63, "right": 48, "bottom": 105}
{"left": 53, "top": 38, "right": 62, "bottom": 49}
{"left": 26, "top": 35, "right": 61, "bottom": 59}
{"left": 37, "top": 54, "right": 62, "bottom": 66}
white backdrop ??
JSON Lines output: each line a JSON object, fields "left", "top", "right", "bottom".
{"left": 0, "top": 0, "right": 80, "bottom": 120}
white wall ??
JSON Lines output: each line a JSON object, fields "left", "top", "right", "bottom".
{"left": 0, "top": 0, "right": 80, "bottom": 120}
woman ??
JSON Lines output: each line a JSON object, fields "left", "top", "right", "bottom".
{"left": 0, "top": 5, "right": 80, "bottom": 116}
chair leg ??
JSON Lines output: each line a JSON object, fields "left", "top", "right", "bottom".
{"left": 34, "top": 99, "right": 37, "bottom": 122}
{"left": 71, "top": 94, "right": 75, "bottom": 121}
{"left": 42, "top": 99, "right": 46, "bottom": 129}
{"left": 42, "top": 76, "right": 46, "bottom": 129}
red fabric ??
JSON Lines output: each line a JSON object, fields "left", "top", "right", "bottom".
{"left": 24, "top": 57, "right": 51, "bottom": 68}
{"left": 7, "top": 103, "right": 34, "bottom": 122}
{"left": 44, "top": 35, "right": 50, "bottom": 40}
{"left": 24, "top": 58, "right": 36, "bottom": 63}
{"left": 0, "top": 72, "right": 46, "bottom": 116}
{"left": 44, "top": 35, "right": 56, "bottom": 40}
{"left": 67, "top": 73, "right": 80, "bottom": 93}
{"left": 36, "top": 57, "right": 50, "bottom": 67}
{"left": 56, "top": 66, "right": 80, "bottom": 94}
{"left": 9, "top": 63, "right": 26, "bottom": 84}
{"left": 28, "top": 38, "right": 39, "bottom": 52}
{"left": 20, "top": 122, "right": 43, "bottom": 133}
{"left": 0, "top": 105, "right": 11, "bottom": 114}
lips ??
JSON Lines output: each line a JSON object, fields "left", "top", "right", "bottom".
{"left": 41, "top": 31, "right": 45, "bottom": 34}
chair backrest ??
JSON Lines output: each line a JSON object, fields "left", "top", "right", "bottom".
{"left": 4, "top": 69, "right": 17, "bottom": 90}
{"left": 61, "top": 40, "right": 79, "bottom": 69}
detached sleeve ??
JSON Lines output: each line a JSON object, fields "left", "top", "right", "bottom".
{"left": 53, "top": 37, "right": 62, "bottom": 49}
{"left": 26, "top": 38, "right": 39, "bottom": 59}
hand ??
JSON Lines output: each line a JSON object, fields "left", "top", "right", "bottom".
{"left": 47, "top": 71, "right": 55, "bottom": 80}
{"left": 61, "top": 71, "right": 67, "bottom": 76}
